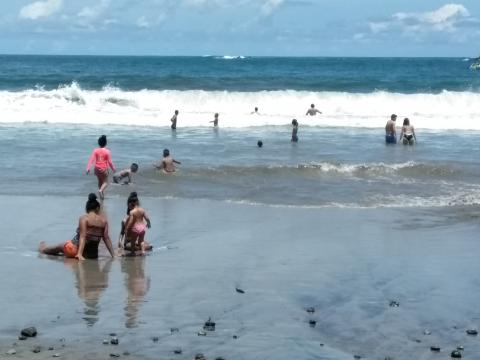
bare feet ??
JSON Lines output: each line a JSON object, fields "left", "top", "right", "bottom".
{"left": 38, "top": 241, "right": 46, "bottom": 253}
{"left": 98, "top": 190, "right": 104, "bottom": 201}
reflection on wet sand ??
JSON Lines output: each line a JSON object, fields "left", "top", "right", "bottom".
{"left": 122, "top": 257, "right": 150, "bottom": 328}
{"left": 71, "top": 259, "right": 113, "bottom": 326}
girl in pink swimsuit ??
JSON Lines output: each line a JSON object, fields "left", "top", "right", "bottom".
{"left": 86, "top": 135, "right": 116, "bottom": 200}
{"left": 125, "top": 194, "right": 151, "bottom": 255}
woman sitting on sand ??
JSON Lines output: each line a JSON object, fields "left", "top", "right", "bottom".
{"left": 39, "top": 193, "right": 115, "bottom": 260}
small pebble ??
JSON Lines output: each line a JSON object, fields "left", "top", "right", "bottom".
{"left": 103, "top": 339, "right": 109, "bottom": 345}
{"left": 173, "top": 348, "right": 182, "bottom": 354}
{"left": 110, "top": 353, "right": 120, "bottom": 358}
{"left": 457, "top": 346, "right": 464, "bottom": 351}
{"left": 6, "top": 349, "right": 16, "bottom": 355}
{"left": 18, "top": 335, "right": 27, "bottom": 341}
{"left": 414, "top": 339, "right": 422, "bottom": 343}
{"left": 195, "top": 354, "right": 206, "bottom": 360}
{"left": 306, "top": 307, "right": 315, "bottom": 314}
{"left": 33, "top": 346, "right": 42, "bottom": 353}
{"left": 354, "top": 355, "right": 362, "bottom": 359}
{"left": 451, "top": 350, "right": 462, "bottom": 358}
{"left": 109, "top": 333, "right": 117, "bottom": 337}
{"left": 48, "top": 347, "right": 54, "bottom": 351}
{"left": 430, "top": 346, "right": 441, "bottom": 352}
{"left": 215, "top": 357, "right": 226, "bottom": 360}
{"left": 423, "top": 330, "right": 431, "bottom": 335}
{"left": 151, "top": 336, "right": 159, "bottom": 343}
{"left": 170, "top": 327, "right": 179, "bottom": 334}
{"left": 204, "top": 317, "right": 216, "bottom": 331}
{"left": 389, "top": 301, "right": 400, "bottom": 308}
{"left": 122, "top": 351, "right": 130, "bottom": 356}
{"left": 320, "top": 343, "right": 324, "bottom": 347}
{"left": 21, "top": 327, "right": 38, "bottom": 337}
{"left": 309, "top": 320, "right": 317, "bottom": 327}
{"left": 52, "top": 353, "right": 61, "bottom": 358}
{"left": 466, "top": 329, "right": 478, "bottom": 336}
{"left": 198, "top": 330, "right": 207, "bottom": 336}
{"left": 110, "top": 337, "right": 119, "bottom": 345}
{"left": 232, "top": 335, "right": 238, "bottom": 339}
{"left": 235, "top": 287, "right": 245, "bottom": 294}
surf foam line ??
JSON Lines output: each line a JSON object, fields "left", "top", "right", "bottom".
{"left": 1, "top": 82, "right": 480, "bottom": 129}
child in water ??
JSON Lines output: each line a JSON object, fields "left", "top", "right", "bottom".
{"left": 155, "top": 149, "right": 181, "bottom": 173}
{"left": 113, "top": 163, "right": 139, "bottom": 185}
{"left": 86, "top": 135, "right": 116, "bottom": 200}
{"left": 291, "top": 119, "right": 299, "bottom": 142}
{"left": 125, "top": 193, "right": 151, "bottom": 255}
{"left": 210, "top": 113, "right": 219, "bottom": 127}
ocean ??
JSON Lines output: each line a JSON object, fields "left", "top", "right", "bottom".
{"left": 1, "top": 56, "right": 479, "bottom": 359}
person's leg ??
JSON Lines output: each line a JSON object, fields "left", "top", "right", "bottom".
{"left": 138, "top": 232, "right": 146, "bottom": 255}
{"left": 39, "top": 241, "right": 65, "bottom": 256}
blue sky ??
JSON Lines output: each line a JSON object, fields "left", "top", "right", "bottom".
{"left": 1, "top": 0, "right": 479, "bottom": 56}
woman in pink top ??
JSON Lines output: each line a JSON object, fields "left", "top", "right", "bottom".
{"left": 86, "top": 135, "right": 116, "bottom": 200}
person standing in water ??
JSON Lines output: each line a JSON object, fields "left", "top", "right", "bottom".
{"left": 39, "top": 193, "right": 115, "bottom": 260}
{"left": 291, "top": 119, "right": 299, "bottom": 142}
{"left": 306, "top": 104, "right": 322, "bottom": 116}
{"left": 155, "top": 148, "right": 181, "bottom": 173}
{"left": 210, "top": 113, "right": 219, "bottom": 127}
{"left": 171, "top": 110, "right": 179, "bottom": 130}
{"left": 251, "top": 107, "right": 259, "bottom": 115}
{"left": 86, "top": 135, "right": 116, "bottom": 200}
{"left": 399, "top": 118, "right": 417, "bottom": 145}
{"left": 385, "top": 114, "right": 397, "bottom": 144}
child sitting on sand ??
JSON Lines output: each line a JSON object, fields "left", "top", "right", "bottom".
{"left": 124, "top": 193, "right": 151, "bottom": 256}
{"left": 113, "top": 163, "right": 139, "bottom": 185}
{"left": 118, "top": 192, "right": 153, "bottom": 255}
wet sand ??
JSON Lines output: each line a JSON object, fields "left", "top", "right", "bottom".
{"left": 1, "top": 195, "right": 479, "bottom": 359}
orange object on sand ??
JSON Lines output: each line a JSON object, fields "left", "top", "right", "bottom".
{"left": 63, "top": 240, "right": 78, "bottom": 258}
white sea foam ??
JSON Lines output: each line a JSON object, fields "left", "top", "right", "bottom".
{"left": 2, "top": 83, "right": 480, "bottom": 129}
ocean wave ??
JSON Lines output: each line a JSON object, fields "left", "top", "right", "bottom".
{"left": 2, "top": 83, "right": 480, "bottom": 129}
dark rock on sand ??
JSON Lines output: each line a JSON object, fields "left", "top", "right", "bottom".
{"left": 423, "top": 330, "right": 431, "bottom": 335}
{"left": 48, "top": 347, "right": 54, "bottom": 351}
{"left": 170, "top": 327, "right": 179, "bottom": 334}
{"left": 198, "top": 330, "right": 207, "bottom": 336}
{"left": 110, "top": 337, "right": 119, "bottom": 345}
{"left": 110, "top": 353, "right": 120, "bottom": 358}
{"left": 33, "top": 346, "right": 42, "bottom": 353}
{"left": 430, "top": 346, "right": 441, "bottom": 352}
{"left": 6, "top": 349, "right": 16, "bottom": 355}
{"left": 151, "top": 336, "right": 159, "bottom": 343}
{"left": 320, "top": 343, "right": 324, "bottom": 347}
{"left": 451, "top": 350, "right": 462, "bottom": 358}
{"left": 235, "top": 287, "right": 245, "bottom": 294}
{"left": 215, "top": 357, "right": 226, "bottom": 360}
{"left": 309, "top": 320, "right": 317, "bottom": 328}
{"left": 306, "top": 307, "right": 315, "bottom": 314}
{"left": 103, "top": 339, "right": 109, "bottom": 345}
{"left": 353, "top": 355, "right": 362, "bottom": 359}
{"left": 18, "top": 335, "right": 27, "bottom": 340}
{"left": 123, "top": 351, "right": 130, "bottom": 356}
{"left": 52, "top": 353, "right": 61, "bottom": 357}
{"left": 173, "top": 348, "right": 182, "bottom": 355}
{"left": 232, "top": 335, "right": 238, "bottom": 339}
{"left": 195, "top": 353, "right": 206, "bottom": 360}
{"left": 457, "top": 346, "right": 464, "bottom": 351}
{"left": 109, "top": 333, "right": 117, "bottom": 337}
{"left": 389, "top": 301, "right": 400, "bottom": 308}
{"left": 204, "top": 317, "right": 216, "bottom": 331}
{"left": 21, "top": 327, "right": 37, "bottom": 337}
{"left": 466, "top": 329, "right": 478, "bottom": 335}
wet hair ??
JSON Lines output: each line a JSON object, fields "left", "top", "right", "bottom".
{"left": 257, "top": 140, "right": 263, "bottom": 148}
{"left": 391, "top": 114, "right": 397, "bottom": 120}
{"left": 85, "top": 193, "right": 101, "bottom": 213}
{"left": 403, "top": 118, "right": 410, "bottom": 126}
{"left": 175, "top": 110, "right": 179, "bottom": 114}
{"left": 255, "top": 107, "right": 258, "bottom": 111}
{"left": 163, "top": 148, "right": 170, "bottom": 157}
{"left": 130, "top": 163, "right": 139, "bottom": 172}
{"left": 292, "top": 119, "right": 298, "bottom": 126}
{"left": 215, "top": 113, "right": 219, "bottom": 117}
{"left": 311, "top": 104, "right": 315, "bottom": 108}
{"left": 98, "top": 135, "right": 107, "bottom": 147}
{"left": 127, "top": 192, "right": 139, "bottom": 214}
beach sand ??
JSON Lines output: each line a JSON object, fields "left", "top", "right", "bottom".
{"left": 0, "top": 195, "right": 479, "bottom": 359}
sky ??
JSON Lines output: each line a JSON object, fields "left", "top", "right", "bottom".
{"left": 0, "top": 0, "right": 479, "bottom": 56}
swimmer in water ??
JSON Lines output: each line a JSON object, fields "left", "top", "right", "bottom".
{"left": 171, "top": 110, "right": 179, "bottom": 130}
{"left": 399, "top": 118, "right": 417, "bottom": 145}
{"left": 113, "top": 163, "right": 139, "bottom": 185}
{"left": 291, "top": 119, "right": 299, "bottom": 142}
{"left": 257, "top": 140, "right": 263, "bottom": 148}
{"left": 210, "top": 113, "right": 219, "bottom": 127}
{"left": 251, "top": 107, "right": 260, "bottom": 115}
{"left": 306, "top": 104, "right": 322, "bottom": 116}
{"left": 154, "top": 148, "right": 181, "bottom": 173}
{"left": 385, "top": 114, "right": 397, "bottom": 144}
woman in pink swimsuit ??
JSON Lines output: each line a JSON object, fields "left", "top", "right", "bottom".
{"left": 86, "top": 135, "right": 116, "bottom": 200}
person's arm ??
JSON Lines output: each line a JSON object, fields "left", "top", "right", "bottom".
{"left": 107, "top": 150, "right": 116, "bottom": 172}
{"left": 144, "top": 211, "right": 151, "bottom": 229}
{"left": 102, "top": 221, "right": 115, "bottom": 258}
{"left": 125, "top": 212, "right": 135, "bottom": 233}
{"left": 86, "top": 149, "right": 96, "bottom": 174}
{"left": 173, "top": 159, "right": 181, "bottom": 165}
{"left": 154, "top": 160, "right": 165, "bottom": 170}
{"left": 399, "top": 127, "right": 404, "bottom": 141}
{"left": 75, "top": 217, "right": 87, "bottom": 261}
{"left": 126, "top": 171, "right": 132, "bottom": 184}
{"left": 413, "top": 127, "right": 417, "bottom": 142}
{"left": 118, "top": 219, "right": 126, "bottom": 248}
{"left": 316, "top": 109, "right": 322, "bottom": 114}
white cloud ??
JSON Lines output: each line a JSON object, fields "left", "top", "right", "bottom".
{"left": 369, "top": 3, "right": 473, "bottom": 36}
{"left": 136, "top": 16, "right": 149, "bottom": 28}
{"left": 78, "top": 0, "right": 111, "bottom": 20}
{"left": 261, "top": 0, "right": 284, "bottom": 15}
{"left": 19, "top": 0, "right": 62, "bottom": 20}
